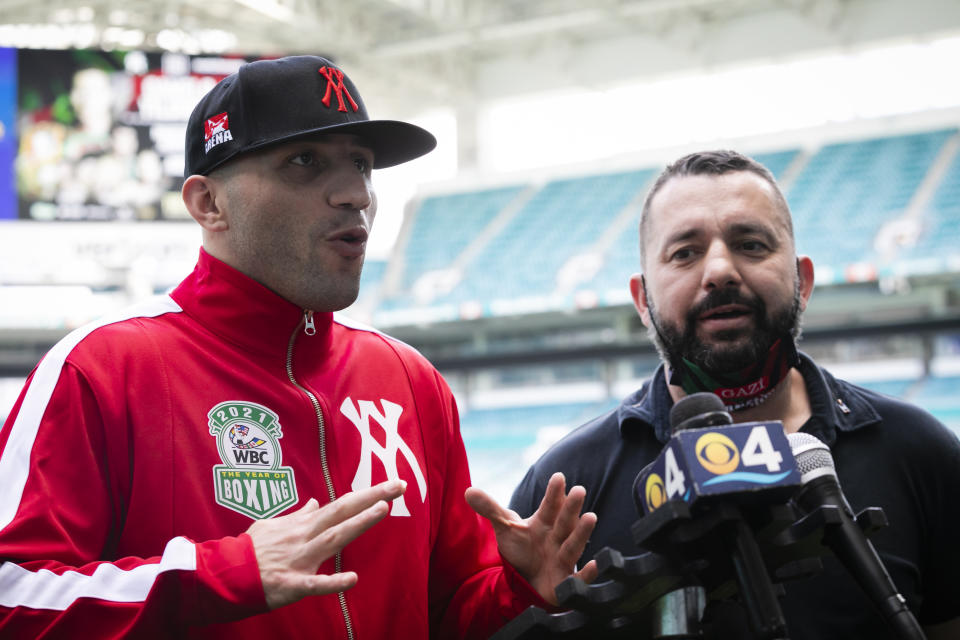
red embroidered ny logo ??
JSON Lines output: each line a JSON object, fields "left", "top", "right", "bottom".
{"left": 318, "top": 66, "right": 359, "bottom": 113}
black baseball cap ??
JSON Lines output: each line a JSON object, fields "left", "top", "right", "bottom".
{"left": 184, "top": 55, "right": 437, "bottom": 177}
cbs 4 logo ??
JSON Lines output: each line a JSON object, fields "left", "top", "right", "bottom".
{"left": 646, "top": 425, "right": 785, "bottom": 511}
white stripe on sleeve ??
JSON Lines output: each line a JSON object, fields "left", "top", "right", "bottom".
{"left": 0, "top": 536, "right": 197, "bottom": 610}
{"left": 0, "top": 296, "right": 183, "bottom": 532}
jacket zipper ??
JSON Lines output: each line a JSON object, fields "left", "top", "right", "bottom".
{"left": 286, "top": 309, "right": 355, "bottom": 640}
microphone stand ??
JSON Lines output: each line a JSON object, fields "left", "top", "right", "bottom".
{"left": 724, "top": 517, "right": 788, "bottom": 639}
{"left": 632, "top": 500, "right": 790, "bottom": 640}
{"left": 489, "top": 497, "right": 843, "bottom": 640}
{"left": 651, "top": 586, "right": 705, "bottom": 639}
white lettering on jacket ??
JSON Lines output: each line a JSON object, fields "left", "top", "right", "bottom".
{"left": 340, "top": 398, "right": 426, "bottom": 516}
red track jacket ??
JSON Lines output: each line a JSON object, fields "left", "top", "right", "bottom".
{"left": 0, "top": 249, "right": 541, "bottom": 639}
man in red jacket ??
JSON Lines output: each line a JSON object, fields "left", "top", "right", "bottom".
{"left": 0, "top": 55, "right": 597, "bottom": 639}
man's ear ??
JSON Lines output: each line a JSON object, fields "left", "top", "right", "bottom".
{"left": 629, "top": 273, "right": 652, "bottom": 327}
{"left": 796, "top": 256, "right": 815, "bottom": 312}
{"left": 182, "top": 175, "right": 229, "bottom": 232}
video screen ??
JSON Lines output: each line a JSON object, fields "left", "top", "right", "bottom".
{"left": 10, "top": 48, "right": 258, "bottom": 221}
{"left": 0, "top": 48, "right": 15, "bottom": 219}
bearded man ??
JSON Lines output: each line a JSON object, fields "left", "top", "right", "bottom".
{"left": 510, "top": 150, "right": 960, "bottom": 639}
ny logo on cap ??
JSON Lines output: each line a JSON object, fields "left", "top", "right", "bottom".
{"left": 318, "top": 66, "right": 359, "bottom": 113}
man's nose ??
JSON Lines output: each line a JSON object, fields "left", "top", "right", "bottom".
{"left": 329, "top": 169, "right": 373, "bottom": 211}
{"left": 701, "top": 241, "right": 742, "bottom": 290}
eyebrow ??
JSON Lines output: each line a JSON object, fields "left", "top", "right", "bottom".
{"left": 661, "top": 221, "right": 781, "bottom": 250}
{"left": 663, "top": 228, "right": 702, "bottom": 248}
{"left": 726, "top": 222, "right": 780, "bottom": 246}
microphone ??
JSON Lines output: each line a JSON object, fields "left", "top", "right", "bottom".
{"left": 646, "top": 393, "right": 729, "bottom": 639}
{"left": 631, "top": 392, "right": 730, "bottom": 513}
{"left": 669, "top": 391, "right": 733, "bottom": 433}
{"left": 787, "top": 433, "right": 925, "bottom": 640}
{"left": 495, "top": 398, "right": 841, "bottom": 639}
{"left": 634, "top": 392, "right": 798, "bottom": 515}
{"left": 634, "top": 393, "right": 792, "bottom": 639}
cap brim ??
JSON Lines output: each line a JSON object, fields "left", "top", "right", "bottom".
{"left": 241, "top": 119, "right": 437, "bottom": 170}
{"left": 332, "top": 120, "right": 438, "bottom": 169}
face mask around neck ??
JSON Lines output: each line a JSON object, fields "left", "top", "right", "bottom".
{"left": 668, "top": 336, "right": 800, "bottom": 412}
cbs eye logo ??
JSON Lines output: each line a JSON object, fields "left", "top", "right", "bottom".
{"left": 645, "top": 473, "right": 667, "bottom": 510}
{"left": 695, "top": 432, "right": 740, "bottom": 475}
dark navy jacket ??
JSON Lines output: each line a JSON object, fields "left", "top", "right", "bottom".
{"left": 510, "top": 354, "right": 960, "bottom": 638}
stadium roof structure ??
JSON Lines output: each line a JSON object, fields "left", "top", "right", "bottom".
{"left": 2, "top": 0, "right": 960, "bottom": 116}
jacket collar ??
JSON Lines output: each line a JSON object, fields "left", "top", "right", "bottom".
{"left": 617, "top": 366, "right": 673, "bottom": 443}
{"left": 170, "top": 248, "right": 335, "bottom": 357}
{"left": 795, "top": 355, "right": 882, "bottom": 445}
{"left": 618, "top": 352, "right": 882, "bottom": 445}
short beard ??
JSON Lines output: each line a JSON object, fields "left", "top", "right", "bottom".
{"left": 646, "top": 281, "right": 803, "bottom": 377}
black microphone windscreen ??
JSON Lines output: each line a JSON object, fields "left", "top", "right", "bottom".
{"left": 669, "top": 391, "right": 732, "bottom": 433}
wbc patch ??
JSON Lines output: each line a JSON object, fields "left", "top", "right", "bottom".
{"left": 208, "top": 400, "right": 298, "bottom": 519}
{"left": 204, "top": 111, "right": 233, "bottom": 153}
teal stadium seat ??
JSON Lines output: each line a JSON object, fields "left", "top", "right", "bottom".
{"left": 459, "top": 402, "right": 600, "bottom": 451}
{"left": 357, "top": 259, "right": 385, "bottom": 293}
{"left": 909, "top": 375, "right": 960, "bottom": 434}
{"left": 787, "top": 130, "right": 954, "bottom": 281}
{"left": 460, "top": 401, "right": 613, "bottom": 503}
{"left": 855, "top": 378, "right": 916, "bottom": 398}
{"left": 438, "top": 170, "right": 651, "bottom": 307}
{"left": 400, "top": 186, "right": 526, "bottom": 292}
{"left": 380, "top": 129, "right": 960, "bottom": 319}
{"left": 899, "top": 150, "right": 960, "bottom": 272}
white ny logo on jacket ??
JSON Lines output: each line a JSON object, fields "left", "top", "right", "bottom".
{"left": 340, "top": 397, "right": 427, "bottom": 516}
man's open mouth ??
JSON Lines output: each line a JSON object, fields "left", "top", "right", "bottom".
{"left": 700, "top": 305, "right": 752, "bottom": 321}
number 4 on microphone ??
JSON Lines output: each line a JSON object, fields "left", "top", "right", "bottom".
{"left": 741, "top": 425, "right": 784, "bottom": 472}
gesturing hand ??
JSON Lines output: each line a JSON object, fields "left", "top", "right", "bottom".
{"left": 465, "top": 472, "right": 598, "bottom": 605}
{"left": 247, "top": 479, "right": 406, "bottom": 610}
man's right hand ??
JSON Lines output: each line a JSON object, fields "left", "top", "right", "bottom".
{"left": 246, "top": 479, "right": 406, "bottom": 609}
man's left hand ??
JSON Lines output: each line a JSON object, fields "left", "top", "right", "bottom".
{"left": 465, "top": 472, "right": 598, "bottom": 605}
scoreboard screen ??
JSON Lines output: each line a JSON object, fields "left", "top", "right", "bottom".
{"left": 4, "top": 48, "right": 259, "bottom": 221}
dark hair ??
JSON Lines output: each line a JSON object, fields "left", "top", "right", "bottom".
{"left": 639, "top": 150, "right": 793, "bottom": 266}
